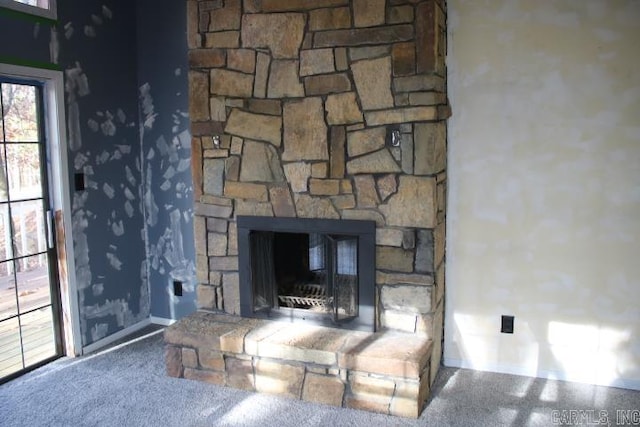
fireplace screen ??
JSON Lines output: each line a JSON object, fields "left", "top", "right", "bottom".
{"left": 238, "top": 216, "right": 375, "bottom": 331}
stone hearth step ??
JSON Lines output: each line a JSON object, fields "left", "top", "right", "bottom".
{"left": 164, "top": 311, "right": 433, "bottom": 418}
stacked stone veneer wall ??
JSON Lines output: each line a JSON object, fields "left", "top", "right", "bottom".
{"left": 187, "top": 0, "right": 448, "bottom": 388}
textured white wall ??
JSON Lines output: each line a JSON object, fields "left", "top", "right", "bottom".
{"left": 446, "top": 0, "right": 640, "bottom": 389}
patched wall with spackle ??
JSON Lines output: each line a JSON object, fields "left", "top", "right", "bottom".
{"left": 57, "top": 1, "right": 149, "bottom": 346}
{"left": 0, "top": 0, "right": 196, "bottom": 347}
{"left": 447, "top": 0, "right": 640, "bottom": 389}
{"left": 135, "top": 0, "right": 196, "bottom": 321}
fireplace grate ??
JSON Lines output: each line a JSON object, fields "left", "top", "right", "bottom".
{"left": 278, "top": 283, "right": 331, "bottom": 310}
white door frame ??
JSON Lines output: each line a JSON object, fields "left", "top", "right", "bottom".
{"left": 0, "top": 62, "right": 81, "bottom": 356}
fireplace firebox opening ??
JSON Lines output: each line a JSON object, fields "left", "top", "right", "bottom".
{"left": 237, "top": 216, "right": 376, "bottom": 332}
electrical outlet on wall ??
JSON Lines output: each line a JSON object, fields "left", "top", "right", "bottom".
{"left": 173, "top": 280, "right": 183, "bottom": 297}
{"left": 501, "top": 315, "right": 514, "bottom": 334}
{"left": 74, "top": 173, "right": 85, "bottom": 191}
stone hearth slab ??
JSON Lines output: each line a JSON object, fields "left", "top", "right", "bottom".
{"left": 164, "top": 311, "right": 433, "bottom": 418}
{"left": 247, "top": 322, "right": 370, "bottom": 365}
{"left": 339, "top": 332, "right": 432, "bottom": 377}
{"left": 164, "top": 312, "right": 243, "bottom": 350}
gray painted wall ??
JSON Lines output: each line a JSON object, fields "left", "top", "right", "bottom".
{"left": 59, "top": 0, "right": 149, "bottom": 346}
{"left": 0, "top": 10, "right": 51, "bottom": 65}
{"left": 0, "top": 0, "right": 195, "bottom": 347}
{"left": 135, "top": 0, "right": 196, "bottom": 320}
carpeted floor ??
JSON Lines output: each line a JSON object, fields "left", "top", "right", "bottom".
{"left": 0, "top": 330, "right": 638, "bottom": 426}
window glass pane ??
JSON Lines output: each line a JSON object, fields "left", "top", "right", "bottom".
{"left": 0, "top": 0, "right": 55, "bottom": 18}
{"left": 21, "top": 306, "right": 56, "bottom": 368}
{"left": 0, "top": 204, "right": 13, "bottom": 261}
{"left": 17, "top": 255, "right": 50, "bottom": 313}
{"left": 1, "top": 84, "right": 6, "bottom": 143}
{"left": 6, "top": 143, "right": 42, "bottom": 200}
{"left": 0, "top": 317, "right": 23, "bottom": 377}
{"left": 0, "top": 148, "right": 8, "bottom": 202}
{"left": 16, "top": 0, "right": 49, "bottom": 7}
{"left": 1, "top": 84, "right": 39, "bottom": 143}
{"left": 0, "top": 260, "right": 17, "bottom": 321}
{"left": 11, "top": 200, "right": 46, "bottom": 258}
{"left": 0, "top": 111, "right": 5, "bottom": 142}
{"left": 8, "top": 0, "right": 49, "bottom": 9}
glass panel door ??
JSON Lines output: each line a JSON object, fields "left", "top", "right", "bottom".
{"left": 329, "top": 235, "right": 358, "bottom": 322}
{"left": 250, "top": 231, "right": 275, "bottom": 312}
{"left": 0, "top": 80, "right": 62, "bottom": 382}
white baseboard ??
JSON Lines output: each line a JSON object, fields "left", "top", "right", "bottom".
{"left": 444, "top": 357, "right": 640, "bottom": 391}
{"left": 150, "top": 316, "right": 176, "bottom": 326}
{"left": 82, "top": 318, "right": 151, "bottom": 355}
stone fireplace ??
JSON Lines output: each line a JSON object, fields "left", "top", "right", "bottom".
{"left": 237, "top": 215, "right": 376, "bottom": 331}
{"left": 165, "top": 0, "right": 448, "bottom": 418}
